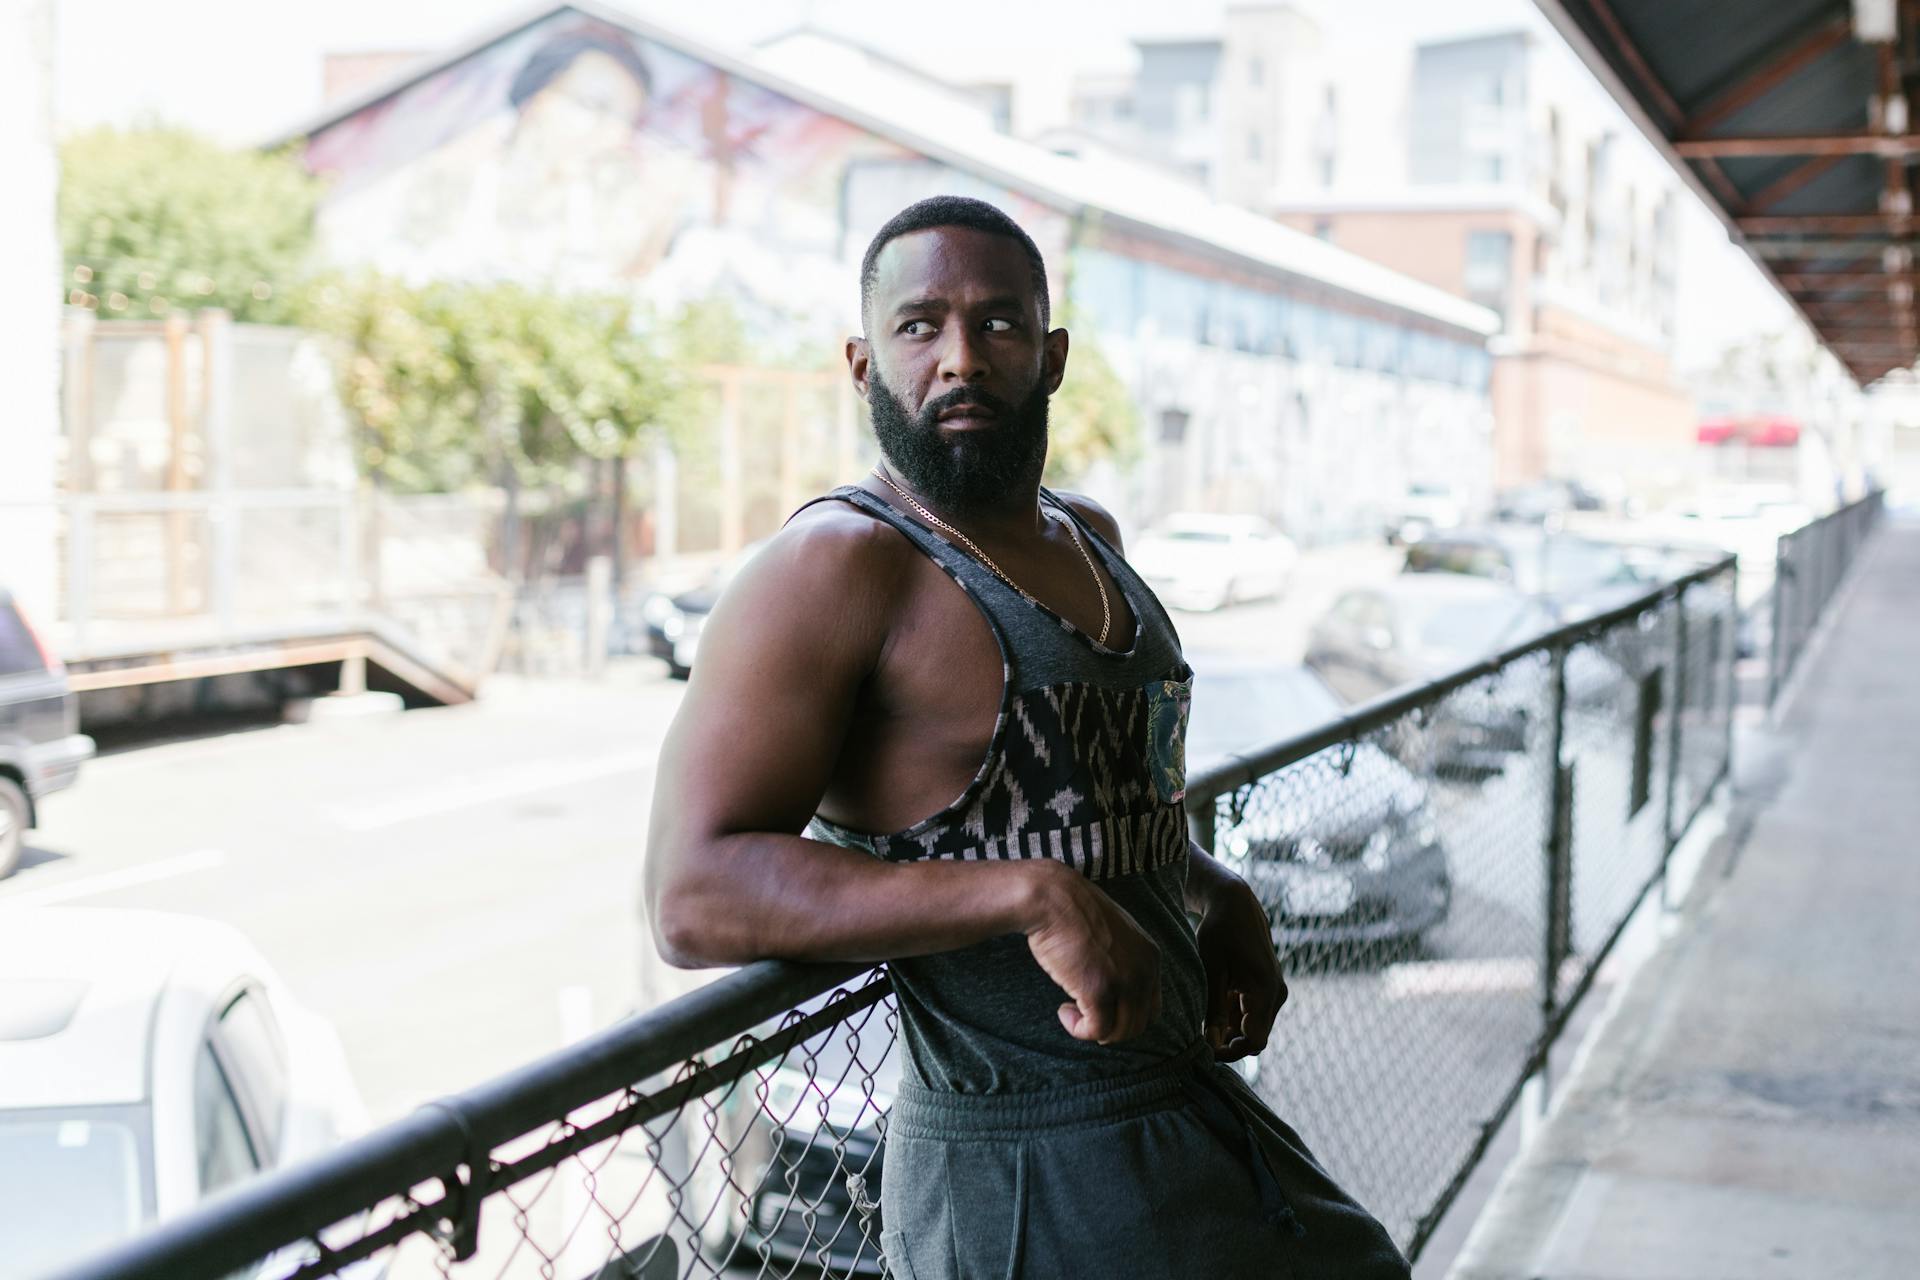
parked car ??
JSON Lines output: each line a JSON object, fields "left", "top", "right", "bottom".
{"left": 1383, "top": 482, "right": 1471, "bottom": 546}
{"left": 0, "top": 589, "right": 94, "bottom": 879}
{"left": 1401, "top": 525, "right": 1654, "bottom": 621}
{"left": 639, "top": 542, "right": 768, "bottom": 678}
{"left": 676, "top": 987, "right": 899, "bottom": 1277}
{"left": 1492, "top": 478, "right": 1605, "bottom": 524}
{"left": 1187, "top": 661, "right": 1452, "bottom": 950}
{"left": 1306, "top": 576, "right": 1556, "bottom": 780}
{"left": 0, "top": 908, "right": 378, "bottom": 1277}
{"left": 1130, "top": 514, "right": 1297, "bottom": 612}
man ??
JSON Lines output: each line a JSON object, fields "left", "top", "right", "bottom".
{"left": 645, "top": 196, "right": 1409, "bottom": 1278}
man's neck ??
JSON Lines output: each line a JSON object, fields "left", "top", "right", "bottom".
{"left": 872, "top": 464, "right": 1048, "bottom": 543}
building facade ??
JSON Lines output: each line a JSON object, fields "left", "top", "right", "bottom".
{"left": 283, "top": 3, "right": 1496, "bottom": 546}
{"left": 1272, "top": 30, "right": 1694, "bottom": 501}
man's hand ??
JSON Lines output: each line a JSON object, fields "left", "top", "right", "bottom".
{"left": 1022, "top": 861, "right": 1163, "bottom": 1044}
{"left": 1192, "top": 865, "right": 1287, "bottom": 1062}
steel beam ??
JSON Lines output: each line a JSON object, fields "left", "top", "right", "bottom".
{"left": 1746, "top": 154, "right": 1850, "bottom": 212}
{"left": 1678, "top": 133, "right": 1920, "bottom": 158}
{"left": 1684, "top": 16, "right": 1851, "bottom": 137}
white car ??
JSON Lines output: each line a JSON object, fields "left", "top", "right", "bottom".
{"left": 0, "top": 907, "right": 374, "bottom": 1276}
{"left": 1131, "top": 513, "right": 1298, "bottom": 612}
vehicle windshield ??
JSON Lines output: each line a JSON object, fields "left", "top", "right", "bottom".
{"left": 0, "top": 1108, "right": 150, "bottom": 1273}
{"left": 1188, "top": 667, "right": 1344, "bottom": 768}
{"left": 1159, "top": 529, "right": 1233, "bottom": 544}
{"left": 1403, "top": 597, "right": 1546, "bottom": 657}
{"left": 1540, "top": 539, "right": 1635, "bottom": 592}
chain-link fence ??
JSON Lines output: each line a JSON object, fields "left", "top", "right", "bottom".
{"left": 56, "top": 551, "right": 1794, "bottom": 1280}
{"left": 1767, "top": 490, "right": 1884, "bottom": 707}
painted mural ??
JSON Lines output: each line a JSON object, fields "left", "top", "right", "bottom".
{"left": 304, "top": 11, "right": 1068, "bottom": 347}
{"left": 299, "top": 7, "right": 1494, "bottom": 538}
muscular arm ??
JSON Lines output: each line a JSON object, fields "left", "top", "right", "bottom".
{"left": 646, "top": 514, "right": 1034, "bottom": 964}
{"left": 643, "top": 509, "right": 1161, "bottom": 1042}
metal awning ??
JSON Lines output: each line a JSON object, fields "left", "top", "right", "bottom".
{"left": 1535, "top": 0, "right": 1919, "bottom": 383}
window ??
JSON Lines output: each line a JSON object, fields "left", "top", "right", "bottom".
{"left": 194, "top": 1044, "right": 258, "bottom": 1196}
{"left": 1159, "top": 409, "right": 1190, "bottom": 444}
{"left": 1247, "top": 130, "right": 1263, "bottom": 162}
{"left": 1248, "top": 56, "right": 1264, "bottom": 88}
{"left": 0, "top": 603, "right": 48, "bottom": 677}
{"left": 1464, "top": 230, "right": 1513, "bottom": 322}
{"left": 214, "top": 990, "right": 289, "bottom": 1160}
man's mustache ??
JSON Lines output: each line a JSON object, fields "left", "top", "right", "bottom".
{"left": 919, "top": 387, "right": 1015, "bottom": 424}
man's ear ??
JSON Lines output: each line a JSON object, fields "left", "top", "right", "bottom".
{"left": 846, "top": 336, "right": 872, "bottom": 399}
{"left": 1042, "top": 326, "right": 1070, "bottom": 396}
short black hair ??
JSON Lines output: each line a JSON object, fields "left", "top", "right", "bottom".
{"left": 509, "top": 23, "right": 653, "bottom": 125}
{"left": 859, "top": 196, "right": 1050, "bottom": 330}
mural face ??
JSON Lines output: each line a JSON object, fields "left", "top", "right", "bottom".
{"left": 304, "top": 12, "right": 1069, "bottom": 349}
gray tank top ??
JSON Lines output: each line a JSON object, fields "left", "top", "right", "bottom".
{"left": 798, "top": 485, "right": 1204, "bottom": 1094}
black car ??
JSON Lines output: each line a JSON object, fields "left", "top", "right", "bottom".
{"left": 1403, "top": 525, "right": 1652, "bottom": 621}
{"left": 1188, "top": 662, "right": 1452, "bottom": 949}
{"left": 639, "top": 542, "right": 767, "bottom": 678}
{"left": 1306, "top": 576, "right": 1549, "bottom": 781}
{"left": 677, "top": 990, "right": 899, "bottom": 1277}
{"left": 0, "top": 590, "right": 94, "bottom": 878}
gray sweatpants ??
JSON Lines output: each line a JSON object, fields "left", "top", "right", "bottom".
{"left": 875, "top": 1042, "right": 1410, "bottom": 1279}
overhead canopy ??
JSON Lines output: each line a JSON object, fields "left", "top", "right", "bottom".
{"left": 1535, "top": 0, "right": 1919, "bottom": 383}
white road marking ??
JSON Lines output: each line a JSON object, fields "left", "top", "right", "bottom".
{"left": 1382, "top": 956, "right": 1539, "bottom": 999}
{"left": 0, "top": 847, "right": 229, "bottom": 909}
{"left": 330, "top": 750, "right": 653, "bottom": 831}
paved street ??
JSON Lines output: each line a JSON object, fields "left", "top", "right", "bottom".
{"left": 1450, "top": 519, "right": 1920, "bottom": 1280}
{"left": 2, "top": 534, "right": 1684, "bottom": 1276}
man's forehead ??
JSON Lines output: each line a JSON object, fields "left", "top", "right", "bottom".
{"left": 871, "top": 226, "right": 1035, "bottom": 307}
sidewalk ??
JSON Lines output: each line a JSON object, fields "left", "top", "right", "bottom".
{"left": 1448, "top": 516, "right": 1920, "bottom": 1280}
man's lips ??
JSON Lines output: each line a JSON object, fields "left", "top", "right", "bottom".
{"left": 936, "top": 403, "right": 999, "bottom": 424}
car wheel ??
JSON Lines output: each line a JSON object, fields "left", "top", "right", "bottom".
{"left": 0, "top": 776, "right": 28, "bottom": 880}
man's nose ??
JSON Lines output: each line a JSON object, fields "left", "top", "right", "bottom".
{"left": 936, "top": 326, "right": 990, "bottom": 384}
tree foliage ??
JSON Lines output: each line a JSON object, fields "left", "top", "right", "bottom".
{"left": 1045, "top": 309, "right": 1141, "bottom": 486}
{"left": 58, "top": 128, "right": 320, "bottom": 324}
{"left": 307, "top": 276, "right": 697, "bottom": 493}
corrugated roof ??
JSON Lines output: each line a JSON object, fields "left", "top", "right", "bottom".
{"left": 269, "top": 1, "right": 1497, "bottom": 337}
{"left": 1534, "top": 0, "right": 1918, "bottom": 383}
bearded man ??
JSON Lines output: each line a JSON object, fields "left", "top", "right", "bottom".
{"left": 645, "top": 196, "right": 1409, "bottom": 1279}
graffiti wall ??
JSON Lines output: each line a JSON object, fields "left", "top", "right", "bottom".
{"left": 301, "top": 8, "right": 1493, "bottom": 539}
{"left": 305, "top": 11, "right": 1069, "bottom": 351}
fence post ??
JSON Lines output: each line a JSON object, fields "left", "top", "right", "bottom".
{"left": 1186, "top": 794, "right": 1217, "bottom": 856}
{"left": 67, "top": 500, "right": 94, "bottom": 656}
{"left": 1660, "top": 585, "right": 1689, "bottom": 909}
{"left": 1540, "top": 643, "right": 1573, "bottom": 1025}
{"left": 1767, "top": 533, "right": 1790, "bottom": 709}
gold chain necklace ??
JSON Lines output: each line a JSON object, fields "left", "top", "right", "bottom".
{"left": 870, "top": 468, "right": 1112, "bottom": 646}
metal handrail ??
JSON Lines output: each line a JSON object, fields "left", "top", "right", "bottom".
{"left": 53, "top": 502, "right": 1885, "bottom": 1280}
{"left": 1184, "top": 552, "right": 1736, "bottom": 802}
{"left": 51, "top": 961, "right": 871, "bottom": 1280}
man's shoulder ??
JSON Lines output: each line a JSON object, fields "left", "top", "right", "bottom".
{"left": 753, "top": 491, "right": 919, "bottom": 597}
{"left": 1050, "top": 490, "right": 1124, "bottom": 551}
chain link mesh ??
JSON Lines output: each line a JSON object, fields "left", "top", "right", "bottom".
{"left": 121, "top": 565, "right": 1754, "bottom": 1280}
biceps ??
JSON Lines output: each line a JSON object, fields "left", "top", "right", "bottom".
{"left": 657, "top": 605, "right": 867, "bottom": 841}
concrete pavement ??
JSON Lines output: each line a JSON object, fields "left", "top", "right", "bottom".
{"left": 1448, "top": 517, "right": 1920, "bottom": 1280}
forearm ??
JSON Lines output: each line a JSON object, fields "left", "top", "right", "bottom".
{"left": 1185, "top": 840, "right": 1252, "bottom": 918}
{"left": 647, "top": 829, "right": 1055, "bottom": 968}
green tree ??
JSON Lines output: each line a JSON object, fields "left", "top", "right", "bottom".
{"left": 58, "top": 128, "right": 320, "bottom": 323}
{"left": 1046, "top": 310, "right": 1141, "bottom": 487}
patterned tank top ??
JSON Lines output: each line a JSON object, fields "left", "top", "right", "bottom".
{"left": 797, "top": 484, "right": 1203, "bottom": 1094}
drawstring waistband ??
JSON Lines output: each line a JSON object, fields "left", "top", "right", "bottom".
{"left": 1180, "top": 1063, "right": 1307, "bottom": 1238}
{"left": 887, "top": 1040, "right": 1304, "bottom": 1237}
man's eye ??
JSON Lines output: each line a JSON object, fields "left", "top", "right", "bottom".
{"left": 984, "top": 318, "right": 1016, "bottom": 332}
{"left": 900, "top": 319, "right": 935, "bottom": 336}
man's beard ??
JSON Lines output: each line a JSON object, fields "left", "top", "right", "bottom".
{"left": 867, "top": 372, "right": 1050, "bottom": 513}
